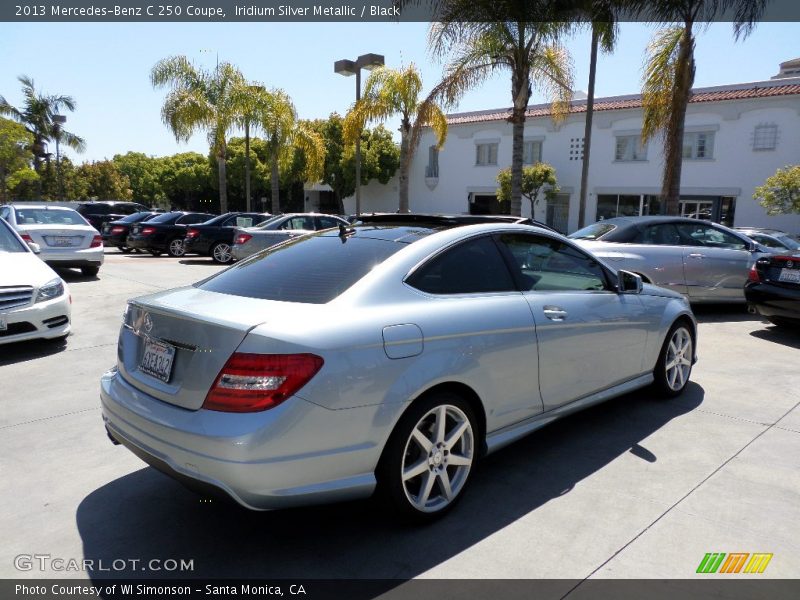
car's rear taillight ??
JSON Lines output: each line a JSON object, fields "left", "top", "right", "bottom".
{"left": 141, "top": 226, "right": 156, "bottom": 235}
{"left": 186, "top": 228, "right": 199, "bottom": 239}
{"left": 203, "top": 353, "right": 324, "bottom": 413}
{"left": 235, "top": 233, "right": 252, "bottom": 245}
{"left": 20, "top": 233, "right": 33, "bottom": 243}
{"left": 111, "top": 226, "right": 125, "bottom": 234}
{"left": 747, "top": 264, "right": 761, "bottom": 283}
{"left": 90, "top": 235, "right": 103, "bottom": 248}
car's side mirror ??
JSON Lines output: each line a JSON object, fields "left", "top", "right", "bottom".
{"left": 28, "top": 242, "right": 41, "bottom": 254}
{"left": 746, "top": 240, "right": 759, "bottom": 253}
{"left": 617, "top": 270, "right": 643, "bottom": 294}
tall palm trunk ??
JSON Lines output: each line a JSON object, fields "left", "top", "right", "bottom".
{"left": 270, "top": 153, "right": 280, "bottom": 214}
{"left": 217, "top": 147, "right": 228, "bottom": 214}
{"left": 578, "top": 25, "right": 600, "bottom": 230}
{"left": 661, "top": 24, "right": 695, "bottom": 216}
{"left": 509, "top": 40, "right": 530, "bottom": 218}
{"left": 398, "top": 118, "right": 411, "bottom": 213}
{"left": 244, "top": 121, "right": 251, "bottom": 212}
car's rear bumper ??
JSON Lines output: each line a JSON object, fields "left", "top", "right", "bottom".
{"left": 100, "top": 368, "right": 379, "bottom": 510}
{"left": 40, "top": 246, "right": 104, "bottom": 268}
{"left": 0, "top": 294, "right": 71, "bottom": 345}
{"left": 745, "top": 282, "right": 800, "bottom": 322}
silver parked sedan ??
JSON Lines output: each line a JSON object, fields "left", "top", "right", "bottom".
{"left": 0, "top": 203, "right": 104, "bottom": 276}
{"left": 570, "top": 216, "right": 768, "bottom": 303}
{"left": 231, "top": 213, "right": 350, "bottom": 261}
{"left": 101, "top": 222, "right": 697, "bottom": 520}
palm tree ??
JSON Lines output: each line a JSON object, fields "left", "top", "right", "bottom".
{"left": 236, "top": 83, "right": 272, "bottom": 212}
{"left": 641, "top": 0, "right": 768, "bottom": 215}
{"left": 0, "top": 75, "right": 86, "bottom": 197}
{"left": 257, "top": 89, "right": 325, "bottom": 214}
{"left": 151, "top": 56, "right": 247, "bottom": 214}
{"left": 428, "top": 15, "right": 574, "bottom": 217}
{"left": 343, "top": 64, "right": 447, "bottom": 213}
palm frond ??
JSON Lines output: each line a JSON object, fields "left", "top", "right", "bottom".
{"left": 641, "top": 26, "right": 683, "bottom": 142}
{"left": 530, "top": 43, "right": 575, "bottom": 122}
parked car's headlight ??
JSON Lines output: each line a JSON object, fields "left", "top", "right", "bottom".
{"left": 35, "top": 278, "right": 65, "bottom": 303}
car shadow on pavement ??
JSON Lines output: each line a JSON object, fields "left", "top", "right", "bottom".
{"left": 76, "top": 384, "right": 704, "bottom": 583}
{"left": 691, "top": 304, "right": 758, "bottom": 324}
{"left": 750, "top": 325, "right": 800, "bottom": 349}
{"left": 54, "top": 268, "right": 99, "bottom": 283}
{"left": 178, "top": 259, "right": 222, "bottom": 266}
{"left": 0, "top": 336, "right": 68, "bottom": 367}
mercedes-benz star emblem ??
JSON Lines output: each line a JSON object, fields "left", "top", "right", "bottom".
{"left": 142, "top": 312, "right": 153, "bottom": 334}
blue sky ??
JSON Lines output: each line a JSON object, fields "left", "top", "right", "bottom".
{"left": 1, "top": 21, "right": 797, "bottom": 162}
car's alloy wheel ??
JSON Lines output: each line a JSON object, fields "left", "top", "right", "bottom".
{"left": 212, "top": 242, "right": 233, "bottom": 264}
{"left": 380, "top": 393, "right": 476, "bottom": 520}
{"left": 167, "top": 238, "right": 185, "bottom": 257}
{"left": 654, "top": 322, "right": 693, "bottom": 397}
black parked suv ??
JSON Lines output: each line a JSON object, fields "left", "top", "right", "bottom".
{"left": 183, "top": 212, "right": 272, "bottom": 263}
{"left": 76, "top": 201, "right": 150, "bottom": 231}
{"left": 126, "top": 211, "right": 215, "bottom": 257}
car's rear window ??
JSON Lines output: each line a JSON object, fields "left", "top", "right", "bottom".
{"left": 15, "top": 208, "right": 88, "bottom": 226}
{"left": 196, "top": 233, "right": 407, "bottom": 304}
{"left": 148, "top": 212, "right": 181, "bottom": 224}
{"left": 117, "top": 212, "right": 154, "bottom": 224}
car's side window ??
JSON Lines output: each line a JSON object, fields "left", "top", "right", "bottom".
{"left": 675, "top": 224, "right": 747, "bottom": 250}
{"left": 406, "top": 235, "right": 516, "bottom": 295}
{"left": 317, "top": 217, "right": 342, "bottom": 230}
{"left": 0, "top": 207, "right": 9, "bottom": 221}
{"left": 636, "top": 223, "right": 683, "bottom": 246}
{"left": 750, "top": 234, "right": 782, "bottom": 249}
{"left": 497, "top": 234, "right": 608, "bottom": 292}
{"left": 282, "top": 217, "right": 314, "bottom": 230}
{"left": 119, "top": 204, "right": 138, "bottom": 215}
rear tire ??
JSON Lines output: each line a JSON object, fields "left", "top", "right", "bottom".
{"left": 211, "top": 242, "right": 233, "bottom": 264}
{"left": 167, "top": 238, "right": 185, "bottom": 257}
{"left": 81, "top": 266, "right": 100, "bottom": 277}
{"left": 377, "top": 392, "right": 477, "bottom": 522}
{"left": 652, "top": 320, "right": 693, "bottom": 398}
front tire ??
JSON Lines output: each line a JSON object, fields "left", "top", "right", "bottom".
{"left": 653, "top": 321, "right": 693, "bottom": 398}
{"left": 378, "top": 393, "right": 477, "bottom": 522}
{"left": 211, "top": 242, "right": 233, "bottom": 264}
{"left": 167, "top": 238, "right": 185, "bottom": 257}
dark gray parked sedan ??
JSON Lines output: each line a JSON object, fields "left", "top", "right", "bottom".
{"left": 570, "top": 216, "right": 768, "bottom": 303}
{"left": 231, "top": 213, "right": 350, "bottom": 260}
{"left": 101, "top": 222, "right": 696, "bottom": 520}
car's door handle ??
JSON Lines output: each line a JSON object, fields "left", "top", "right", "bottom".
{"left": 543, "top": 306, "right": 568, "bottom": 321}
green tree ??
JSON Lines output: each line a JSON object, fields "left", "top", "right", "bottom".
{"left": 151, "top": 56, "right": 248, "bottom": 214}
{"left": 428, "top": 5, "right": 573, "bottom": 216}
{"left": 0, "top": 76, "right": 86, "bottom": 196}
{"left": 0, "top": 117, "right": 35, "bottom": 203}
{"left": 112, "top": 152, "right": 166, "bottom": 206}
{"left": 753, "top": 166, "right": 800, "bottom": 215}
{"left": 256, "top": 89, "right": 325, "bottom": 214}
{"left": 344, "top": 64, "right": 446, "bottom": 213}
{"left": 496, "top": 163, "right": 559, "bottom": 216}
{"left": 76, "top": 160, "right": 132, "bottom": 200}
{"left": 220, "top": 137, "right": 271, "bottom": 211}
{"left": 158, "top": 152, "right": 215, "bottom": 210}
{"left": 641, "top": 1, "right": 768, "bottom": 215}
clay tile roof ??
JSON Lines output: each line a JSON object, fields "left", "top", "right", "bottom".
{"left": 445, "top": 81, "right": 800, "bottom": 125}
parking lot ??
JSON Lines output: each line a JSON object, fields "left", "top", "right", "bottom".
{"left": 1, "top": 249, "right": 799, "bottom": 583}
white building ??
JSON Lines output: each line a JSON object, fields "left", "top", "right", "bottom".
{"left": 337, "top": 65, "right": 800, "bottom": 234}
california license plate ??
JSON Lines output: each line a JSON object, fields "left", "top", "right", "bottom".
{"left": 50, "top": 236, "right": 73, "bottom": 247}
{"left": 140, "top": 339, "right": 176, "bottom": 383}
{"left": 778, "top": 268, "right": 800, "bottom": 284}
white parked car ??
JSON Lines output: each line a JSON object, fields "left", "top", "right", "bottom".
{"left": 0, "top": 217, "right": 71, "bottom": 345}
{"left": 0, "top": 203, "right": 104, "bottom": 276}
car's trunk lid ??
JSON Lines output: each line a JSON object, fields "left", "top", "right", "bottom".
{"left": 118, "top": 287, "right": 276, "bottom": 410}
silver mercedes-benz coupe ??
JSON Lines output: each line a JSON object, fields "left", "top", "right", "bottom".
{"left": 101, "top": 220, "right": 697, "bottom": 520}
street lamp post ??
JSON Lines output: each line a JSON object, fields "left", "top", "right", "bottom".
{"left": 53, "top": 114, "right": 67, "bottom": 201}
{"left": 334, "top": 53, "right": 384, "bottom": 216}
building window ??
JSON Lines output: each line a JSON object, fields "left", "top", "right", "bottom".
{"left": 682, "top": 131, "right": 715, "bottom": 159}
{"left": 752, "top": 124, "right": 778, "bottom": 151}
{"left": 614, "top": 135, "right": 647, "bottom": 161}
{"left": 475, "top": 143, "right": 498, "bottom": 166}
{"left": 569, "top": 137, "right": 584, "bottom": 161}
{"left": 596, "top": 194, "right": 662, "bottom": 221}
{"left": 523, "top": 140, "right": 542, "bottom": 165}
{"left": 426, "top": 145, "right": 439, "bottom": 177}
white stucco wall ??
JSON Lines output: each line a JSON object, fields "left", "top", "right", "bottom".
{"left": 349, "top": 79, "right": 800, "bottom": 234}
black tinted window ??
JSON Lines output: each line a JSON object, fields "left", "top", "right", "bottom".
{"left": 149, "top": 212, "right": 181, "bottom": 224}
{"left": 197, "top": 234, "right": 406, "bottom": 304}
{"left": 407, "top": 236, "right": 515, "bottom": 294}
{"left": 318, "top": 216, "right": 344, "bottom": 229}
{"left": 117, "top": 212, "right": 154, "bottom": 224}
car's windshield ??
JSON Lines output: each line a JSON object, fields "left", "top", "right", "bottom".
{"left": 0, "top": 221, "right": 26, "bottom": 252}
{"left": 197, "top": 232, "right": 407, "bottom": 304}
{"left": 568, "top": 222, "right": 617, "bottom": 240}
{"left": 15, "top": 208, "right": 88, "bottom": 226}
{"left": 201, "top": 214, "right": 230, "bottom": 226}
{"left": 148, "top": 212, "right": 182, "bottom": 224}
